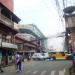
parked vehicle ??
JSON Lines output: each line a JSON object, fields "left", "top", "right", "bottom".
{"left": 32, "top": 53, "right": 49, "bottom": 60}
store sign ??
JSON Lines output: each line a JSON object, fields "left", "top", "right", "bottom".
{"left": 2, "top": 42, "right": 18, "bottom": 49}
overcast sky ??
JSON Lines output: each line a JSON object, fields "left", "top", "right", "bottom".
{"left": 14, "top": 0, "right": 65, "bottom": 37}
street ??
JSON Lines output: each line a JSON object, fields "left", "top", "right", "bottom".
{"left": 0, "top": 60, "right": 72, "bottom": 75}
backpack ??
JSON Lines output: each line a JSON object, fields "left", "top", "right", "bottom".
{"left": 16, "top": 54, "right": 21, "bottom": 63}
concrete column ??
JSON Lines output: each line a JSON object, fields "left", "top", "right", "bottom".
{"left": 70, "top": 33, "right": 75, "bottom": 52}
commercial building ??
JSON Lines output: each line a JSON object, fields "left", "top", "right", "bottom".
{"left": 17, "top": 24, "right": 46, "bottom": 53}
{"left": 0, "top": 0, "right": 47, "bottom": 64}
{"left": 0, "top": 1, "right": 20, "bottom": 65}
{"left": 63, "top": 6, "right": 75, "bottom": 53}
{"left": 15, "top": 35, "right": 38, "bottom": 60}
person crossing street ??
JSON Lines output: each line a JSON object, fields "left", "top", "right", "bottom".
{"left": 15, "top": 53, "right": 22, "bottom": 72}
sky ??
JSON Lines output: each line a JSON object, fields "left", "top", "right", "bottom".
{"left": 14, "top": 0, "right": 65, "bottom": 37}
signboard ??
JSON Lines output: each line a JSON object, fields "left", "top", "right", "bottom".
{"left": 2, "top": 42, "right": 18, "bottom": 49}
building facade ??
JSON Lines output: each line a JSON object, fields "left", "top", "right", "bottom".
{"left": 0, "top": 0, "right": 43, "bottom": 65}
{"left": 18, "top": 24, "right": 47, "bottom": 52}
{"left": 0, "top": 2, "right": 20, "bottom": 65}
{"left": 0, "top": 0, "right": 13, "bottom": 11}
{"left": 15, "top": 35, "right": 37, "bottom": 60}
{"left": 63, "top": 6, "right": 75, "bottom": 53}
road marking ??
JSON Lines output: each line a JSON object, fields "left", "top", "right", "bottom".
{"left": 40, "top": 70, "right": 47, "bottom": 75}
{"left": 33, "top": 71, "right": 38, "bottom": 74}
{"left": 25, "top": 69, "right": 66, "bottom": 75}
{"left": 50, "top": 70, "right": 55, "bottom": 75}
{"left": 59, "top": 68, "right": 66, "bottom": 75}
{"left": 25, "top": 70, "right": 31, "bottom": 74}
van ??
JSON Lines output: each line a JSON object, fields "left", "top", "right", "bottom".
{"left": 32, "top": 53, "right": 49, "bottom": 60}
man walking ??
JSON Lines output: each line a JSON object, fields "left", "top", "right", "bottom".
{"left": 15, "top": 53, "right": 22, "bottom": 72}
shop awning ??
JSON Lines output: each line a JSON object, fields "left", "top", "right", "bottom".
{"left": 1, "top": 42, "right": 18, "bottom": 49}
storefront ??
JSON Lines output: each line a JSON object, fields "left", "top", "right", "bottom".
{"left": 0, "top": 42, "right": 17, "bottom": 66}
{"left": 1, "top": 49, "right": 14, "bottom": 65}
{"left": 0, "top": 3, "right": 20, "bottom": 66}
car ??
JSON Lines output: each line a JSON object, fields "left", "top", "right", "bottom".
{"left": 32, "top": 53, "right": 49, "bottom": 60}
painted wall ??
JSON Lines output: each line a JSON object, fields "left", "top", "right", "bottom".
{"left": 0, "top": 0, "right": 13, "bottom": 11}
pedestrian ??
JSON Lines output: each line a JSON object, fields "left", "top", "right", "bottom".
{"left": 15, "top": 53, "right": 22, "bottom": 72}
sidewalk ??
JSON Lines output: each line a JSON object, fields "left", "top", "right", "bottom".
{"left": 0, "top": 59, "right": 29, "bottom": 75}
{"left": 0, "top": 65, "right": 16, "bottom": 75}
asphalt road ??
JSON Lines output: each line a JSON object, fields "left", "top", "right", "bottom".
{"left": 0, "top": 60, "right": 72, "bottom": 75}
